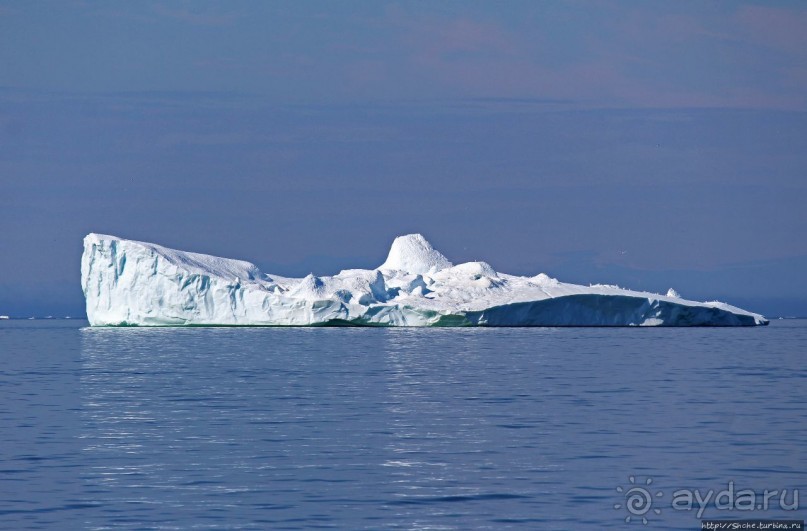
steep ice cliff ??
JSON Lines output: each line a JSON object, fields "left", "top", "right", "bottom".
{"left": 81, "top": 233, "right": 768, "bottom": 327}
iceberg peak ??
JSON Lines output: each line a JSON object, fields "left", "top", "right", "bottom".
{"left": 378, "top": 233, "right": 452, "bottom": 275}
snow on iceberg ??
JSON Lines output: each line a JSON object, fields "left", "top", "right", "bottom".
{"left": 81, "top": 233, "right": 768, "bottom": 327}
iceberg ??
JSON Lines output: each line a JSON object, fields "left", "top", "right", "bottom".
{"left": 81, "top": 233, "right": 768, "bottom": 327}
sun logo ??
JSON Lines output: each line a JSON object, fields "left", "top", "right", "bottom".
{"left": 614, "top": 476, "right": 664, "bottom": 525}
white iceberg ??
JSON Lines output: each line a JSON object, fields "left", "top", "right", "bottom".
{"left": 81, "top": 233, "right": 768, "bottom": 327}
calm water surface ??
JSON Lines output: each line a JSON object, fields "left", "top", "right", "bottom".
{"left": 1, "top": 320, "right": 805, "bottom": 529}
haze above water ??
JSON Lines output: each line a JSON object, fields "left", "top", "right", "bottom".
{"left": 1, "top": 320, "right": 804, "bottom": 529}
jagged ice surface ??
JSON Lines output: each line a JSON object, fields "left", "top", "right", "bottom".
{"left": 82, "top": 233, "right": 768, "bottom": 327}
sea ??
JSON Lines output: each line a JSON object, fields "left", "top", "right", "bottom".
{"left": 1, "top": 319, "right": 805, "bottom": 530}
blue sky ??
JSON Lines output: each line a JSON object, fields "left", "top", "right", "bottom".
{"left": 1, "top": 1, "right": 805, "bottom": 317}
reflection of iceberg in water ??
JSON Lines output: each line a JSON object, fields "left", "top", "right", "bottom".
{"left": 378, "top": 329, "right": 556, "bottom": 517}
{"left": 77, "top": 327, "right": 582, "bottom": 524}
{"left": 78, "top": 328, "right": 263, "bottom": 524}
{"left": 78, "top": 327, "right": 430, "bottom": 526}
